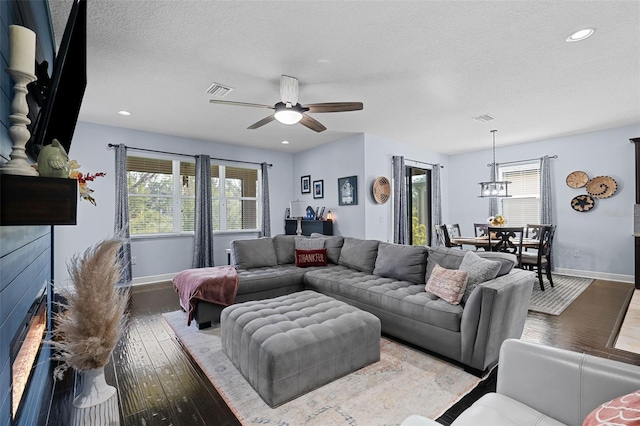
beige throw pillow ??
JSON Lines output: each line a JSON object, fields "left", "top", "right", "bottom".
{"left": 425, "top": 264, "right": 469, "bottom": 305}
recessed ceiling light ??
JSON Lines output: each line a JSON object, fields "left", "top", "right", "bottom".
{"left": 566, "top": 28, "right": 595, "bottom": 42}
{"left": 117, "top": 110, "right": 132, "bottom": 116}
{"left": 281, "top": 140, "right": 290, "bottom": 145}
{"left": 318, "top": 59, "right": 331, "bottom": 64}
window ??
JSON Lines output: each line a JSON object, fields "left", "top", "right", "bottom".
{"left": 499, "top": 162, "right": 540, "bottom": 226}
{"left": 211, "top": 165, "right": 259, "bottom": 231}
{"left": 406, "top": 166, "right": 432, "bottom": 245}
{"left": 126, "top": 155, "right": 260, "bottom": 235}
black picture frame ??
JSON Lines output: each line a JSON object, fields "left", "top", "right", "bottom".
{"left": 313, "top": 179, "right": 324, "bottom": 199}
{"left": 301, "top": 175, "right": 311, "bottom": 193}
{"left": 338, "top": 176, "right": 358, "bottom": 206}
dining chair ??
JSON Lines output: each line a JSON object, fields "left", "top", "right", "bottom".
{"left": 525, "top": 224, "right": 552, "bottom": 240}
{"left": 445, "top": 224, "right": 463, "bottom": 249}
{"left": 474, "top": 223, "right": 489, "bottom": 237}
{"left": 521, "top": 225, "right": 556, "bottom": 290}
{"left": 434, "top": 225, "right": 447, "bottom": 247}
{"left": 488, "top": 226, "right": 525, "bottom": 267}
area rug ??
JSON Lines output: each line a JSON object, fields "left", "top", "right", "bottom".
{"left": 163, "top": 310, "right": 483, "bottom": 425}
{"left": 528, "top": 274, "right": 594, "bottom": 315}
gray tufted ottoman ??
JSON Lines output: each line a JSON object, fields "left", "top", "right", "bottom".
{"left": 220, "top": 290, "right": 381, "bottom": 407}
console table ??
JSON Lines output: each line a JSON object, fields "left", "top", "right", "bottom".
{"left": 285, "top": 219, "right": 333, "bottom": 236}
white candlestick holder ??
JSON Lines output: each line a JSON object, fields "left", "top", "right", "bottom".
{"left": 1, "top": 68, "right": 39, "bottom": 176}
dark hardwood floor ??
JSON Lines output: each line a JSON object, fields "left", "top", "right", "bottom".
{"left": 46, "top": 279, "right": 639, "bottom": 426}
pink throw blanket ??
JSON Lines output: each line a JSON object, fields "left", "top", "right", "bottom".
{"left": 173, "top": 265, "right": 239, "bottom": 326}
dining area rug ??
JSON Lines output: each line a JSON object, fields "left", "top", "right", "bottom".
{"left": 163, "top": 310, "right": 484, "bottom": 426}
{"left": 528, "top": 274, "right": 594, "bottom": 315}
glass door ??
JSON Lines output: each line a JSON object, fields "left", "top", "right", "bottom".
{"left": 407, "top": 166, "right": 432, "bottom": 245}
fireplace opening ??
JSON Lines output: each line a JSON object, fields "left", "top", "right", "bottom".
{"left": 10, "top": 286, "right": 48, "bottom": 421}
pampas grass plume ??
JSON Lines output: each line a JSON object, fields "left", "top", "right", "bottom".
{"left": 50, "top": 238, "right": 128, "bottom": 380}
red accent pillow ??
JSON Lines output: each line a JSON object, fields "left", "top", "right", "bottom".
{"left": 295, "top": 249, "right": 328, "bottom": 267}
{"left": 583, "top": 389, "right": 640, "bottom": 426}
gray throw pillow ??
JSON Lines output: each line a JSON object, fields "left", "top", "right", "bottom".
{"left": 373, "top": 242, "right": 428, "bottom": 284}
{"left": 272, "top": 234, "right": 296, "bottom": 264}
{"left": 338, "top": 237, "right": 380, "bottom": 273}
{"left": 425, "top": 246, "right": 468, "bottom": 278}
{"left": 295, "top": 236, "right": 325, "bottom": 250}
{"left": 459, "top": 251, "right": 501, "bottom": 304}
{"left": 231, "top": 238, "right": 278, "bottom": 269}
{"left": 310, "top": 233, "right": 344, "bottom": 264}
{"left": 475, "top": 251, "right": 516, "bottom": 277}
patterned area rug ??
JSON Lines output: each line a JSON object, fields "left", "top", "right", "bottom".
{"left": 528, "top": 274, "right": 594, "bottom": 315}
{"left": 163, "top": 310, "right": 483, "bottom": 425}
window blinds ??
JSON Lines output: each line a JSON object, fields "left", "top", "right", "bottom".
{"left": 499, "top": 163, "right": 540, "bottom": 226}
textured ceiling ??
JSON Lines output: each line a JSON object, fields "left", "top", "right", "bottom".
{"left": 48, "top": 0, "right": 640, "bottom": 154}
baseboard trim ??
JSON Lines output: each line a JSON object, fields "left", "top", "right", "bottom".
{"left": 553, "top": 268, "right": 634, "bottom": 284}
{"left": 132, "top": 272, "right": 178, "bottom": 286}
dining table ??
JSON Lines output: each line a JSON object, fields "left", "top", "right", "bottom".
{"left": 450, "top": 236, "right": 540, "bottom": 250}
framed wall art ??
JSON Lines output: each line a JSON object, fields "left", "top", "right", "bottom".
{"left": 301, "top": 175, "right": 311, "bottom": 193}
{"left": 313, "top": 179, "right": 324, "bottom": 199}
{"left": 338, "top": 176, "right": 358, "bottom": 206}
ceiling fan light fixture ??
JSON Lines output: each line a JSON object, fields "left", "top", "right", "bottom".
{"left": 274, "top": 103, "right": 303, "bottom": 125}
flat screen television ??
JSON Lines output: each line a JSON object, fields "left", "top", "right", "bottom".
{"left": 26, "top": 0, "right": 86, "bottom": 159}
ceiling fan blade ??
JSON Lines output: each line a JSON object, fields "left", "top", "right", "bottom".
{"left": 299, "top": 114, "right": 327, "bottom": 132}
{"left": 247, "top": 114, "right": 276, "bottom": 130}
{"left": 304, "top": 102, "right": 364, "bottom": 113}
{"left": 280, "top": 75, "right": 299, "bottom": 105}
{"left": 209, "top": 99, "right": 274, "bottom": 109}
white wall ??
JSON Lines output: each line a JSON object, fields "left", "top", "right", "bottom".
{"left": 53, "top": 121, "right": 294, "bottom": 287}
{"left": 292, "top": 134, "right": 366, "bottom": 238}
{"left": 448, "top": 124, "right": 639, "bottom": 281}
{"left": 363, "top": 133, "right": 450, "bottom": 243}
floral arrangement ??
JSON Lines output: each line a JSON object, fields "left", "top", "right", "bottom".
{"left": 488, "top": 215, "right": 506, "bottom": 226}
{"left": 69, "top": 160, "right": 106, "bottom": 206}
{"left": 50, "top": 238, "right": 128, "bottom": 380}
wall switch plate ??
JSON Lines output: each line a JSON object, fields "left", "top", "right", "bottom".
{"left": 574, "top": 250, "right": 581, "bottom": 258}
{"left": 132, "top": 256, "right": 137, "bottom": 265}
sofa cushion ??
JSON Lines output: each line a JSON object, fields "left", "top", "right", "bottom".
{"left": 304, "top": 267, "right": 463, "bottom": 332}
{"left": 295, "top": 249, "right": 328, "bottom": 267}
{"left": 295, "top": 236, "right": 325, "bottom": 250}
{"left": 426, "top": 246, "right": 468, "bottom": 279}
{"left": 231, "top": 238, "right": 278, "bottom": 269}
{"left": 459, "top": 251, "right": 501, "bottom": 304}
{"left": 582, "top": 389, "right": 640, "bottom": 426}
{"left": 425, "top": 264, "right": 468, "bottom": 305}
{"left": 453, "top": 393, "right": 565, "bottom": 426}
{"left": 310, "top": 233, "right": 344, "bottom": 264}
{"left": 272, "top": 234, "right": 296, "bottom": 265}
{"left": 339, "top": 237, "right": 380, "bottom": 273}
{"left": 373, "top": 242, "right": 428, "bottom": 284}
{"left": 475, "top": 251, "right": 517, "bottom": 277}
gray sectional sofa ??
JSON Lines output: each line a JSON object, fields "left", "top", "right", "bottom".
{"left": 193, "top": 233, "right": 535, "bottom": 372}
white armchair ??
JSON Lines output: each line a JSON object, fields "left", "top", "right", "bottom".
{"left": 402, "top": 339, "right": 640, "bottom": 426}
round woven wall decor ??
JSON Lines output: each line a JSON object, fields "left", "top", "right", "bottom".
{"left": 586, "top": 176, "right": 617, "bottom": 199}
{"left": 372, "top": 176, "right": 391, "bottom": 204}
{"left": 571, "top": 194, "right": 595, "bottom": 212}
{"left": 566, "top": 171, "right": 589, "bottom": 188}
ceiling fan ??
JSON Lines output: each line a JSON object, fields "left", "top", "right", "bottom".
{"left": 209, "top": 75, "right": 363, "bottom": 132}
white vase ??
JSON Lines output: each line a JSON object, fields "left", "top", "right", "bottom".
{"left": 71, "top": 367, "right": 119, "bottom": 425}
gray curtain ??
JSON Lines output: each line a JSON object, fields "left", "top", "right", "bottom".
{"left": 488, "top": 165, "right": 499, "bottom": 217}
{"left": 540, "top": 155, "right": 553, "bottom": 224}
{"left": 193, "top": 154, "right": 214, "bottom": 268}
{"left": 392, "top": 156, "right": 408, "bottom": 244}
{"left": 431, "top": 164, "right": 442, "bottom": 247}
{"left": 261, "top": 162, "right": 271, "bottom": 237}
{"left": 114, "top": 144, "right": 132, "bottom": 285}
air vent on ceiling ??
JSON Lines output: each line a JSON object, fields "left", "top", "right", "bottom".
{"left": 472, "top": 114, "right": 495, "bottom": 123}
{"left": 205, "top": 82, "right": 234, "bottom": 98}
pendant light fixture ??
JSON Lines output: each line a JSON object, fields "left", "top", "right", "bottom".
{"left": 478, "top": 129, "right": 511, "bottom": 198}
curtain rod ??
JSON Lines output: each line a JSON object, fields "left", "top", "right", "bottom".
{"left": 404, "top": 158, "right": 445, "bottom": 168}
{"left": 107, "top": 144, "right": 273, "bottom": 167}
{"left": 487, "top": 155, "right": 558, "bottom": 167}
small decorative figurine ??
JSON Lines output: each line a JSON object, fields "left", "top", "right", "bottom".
{"left": 36, "top": 139, "right": 70, "bottom": 178}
